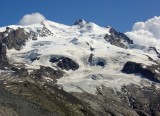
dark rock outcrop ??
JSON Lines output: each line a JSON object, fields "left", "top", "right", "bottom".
{"left": 88, "top": 54, "right": 106, "bottom": 67}
{"left": 104, "top": 27, "right": 133, "bottom": 49}
{"left": 90, "top": 47, "right": 94, "bottom": 51}
{"left": 74, "top": 19, "right": 87, "bottom": 26}
{"left": 0, "top": 27, "right": 30, "bottom": 69}
{"left": 49, "top": 56, "right": 79, "bottom": 71}
{"left": 1, "top": 27, "right": 29, "bottom": 50}
{"left": 37, "top": 27, "right": 54, "bottom": 37}
{"left": 121, "top": 84, "right": 160, "bottom": 116}
{"left": 109, "top": 28, "right": 133, "bottom": 44}
{"left": 69, "top": 37, "right": 79, "bottom": 45}
{"left": 30, "top": 66, "right": 64, "bottom": 82}
{"left": 88, "top": 53, "right": 94, "bottom": 64}
{"left": 148, "top": 47, "right": 160, "bottom": 58}
{"left": 29, "top": 26, "right": 53, "bottom": 39}
{"left": 29, "top": 30, "right": 38, "bottom": 40}
{"left": 121, "top": 61, "right": 160, "bottom": 82}
{"left": 0, "top": 41, "right": 8, "bottom": 69}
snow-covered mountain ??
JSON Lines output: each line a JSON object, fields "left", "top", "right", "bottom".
{"left": 0, "top": 19, "right": 160, "bottom": 116}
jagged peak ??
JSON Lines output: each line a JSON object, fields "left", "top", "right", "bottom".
{"left": 74, "top": 19, "right": 88, "bottom": 26}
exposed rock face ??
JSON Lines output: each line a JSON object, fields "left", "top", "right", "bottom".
{"left": 1, "top": 27, "right": 29, "bottom": 50}
{"left": 29, "top": 30, "right": 38, "bottom": 40}
{"left": 29, "top": 26, "right": 54, "bottom": 40}
{"left": 37, "top": 27, "right": 54, "bottom": 37}
{"left": 74, "top": 19, "right": 87, "bottom": 26}
{"left": 148, "top": 47, "right": 160, "bottom": 58}
{"left": 0, "top": 27, "right": 30, "bottom": 69}
{"left": 49, "top": 56, "right": 79, "bottom": 71}
{"left": 0, "top": 41, "right": 8, "bottom": 69}
{"left": 121, "top": 84, "right": 160, "bottom": 116}
{"left": 88, "top": 54, "right": 106, "bottom": 67}
{"left": 30, "top": 66, "right": 64, "bottom": 82}
{"left": 109, "top": 28, "right": 133, "bottom": 44}
{"left": 69, "top": 37, "right": 79, "bottom": 45}
{"left": 104, "top": 27, "right": 133, "bottom": 49}
{"left": 88, "top": 53, "right": 94, "bottom": 64}
{"left": 90, "top": 47, "right": 94, "bottom": 51}
{"left": 121, "top": 61, "right": 160, "bottom": 82}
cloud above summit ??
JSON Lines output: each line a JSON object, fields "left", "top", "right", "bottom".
{"left": 19, "top": 13, "right": 46, "bottom": 25}
{"left": 125, "top": 16, "right": 160, "bottom": 48}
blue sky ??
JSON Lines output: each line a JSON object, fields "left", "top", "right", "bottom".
{"left": 0, "top": 0, "right": 160, "bottom": 32}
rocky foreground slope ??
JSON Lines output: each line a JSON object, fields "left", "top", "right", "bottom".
{"left": 0, "top": 19, "right": 160, "bottom": 116}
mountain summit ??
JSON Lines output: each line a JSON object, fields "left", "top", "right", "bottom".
{"left": 74, "top": 19, "right": 87, "bottom": 25}
{"left": 0, "top": 19, "right": 160, "bottom": 116}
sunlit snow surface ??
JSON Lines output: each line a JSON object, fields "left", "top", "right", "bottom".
{"left": 3, "top": 20, "right": 160, "bottom": 94}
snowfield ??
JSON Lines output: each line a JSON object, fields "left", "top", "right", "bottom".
{"left": 3, "top": 20, "right": 160, "bottom": 94}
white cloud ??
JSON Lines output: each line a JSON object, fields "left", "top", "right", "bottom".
{"left": 19, "top": 13, "right": 46, "bottom": 25}
{"left": 125, "top": 16, "right": 160, "bottom": 48}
